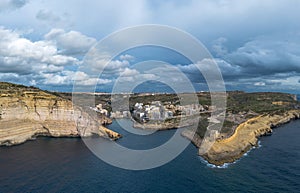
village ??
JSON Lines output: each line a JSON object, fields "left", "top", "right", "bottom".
{"left": 91, "top": 100, "right": 213, "bottom": 123}
{"left": 131, "top": 101, "right": 209, "bottom": 123}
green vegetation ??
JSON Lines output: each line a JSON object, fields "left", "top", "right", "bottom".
{"left": 226, "top": 92, "right": 297, "bottom": 113}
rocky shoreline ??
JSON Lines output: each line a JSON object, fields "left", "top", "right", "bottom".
{"left": 198, "top": 110, "right": 300, "bottom": 166}
{"left": 0, "top": 83, "right": 121, "bottom": 146}
{"left": 1, "top": 82, "right": 299, "bottom": 168}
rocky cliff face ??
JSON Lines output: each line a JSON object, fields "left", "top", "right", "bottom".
{"left": 0, "top": 82, "right": 120, "bottom": 146}
{"left": 200, "top": 110, "right": 300, "bottom": 166}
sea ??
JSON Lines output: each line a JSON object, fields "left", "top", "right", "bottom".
{"left": 0, "top": 118, "right": 299, "bottom": 193}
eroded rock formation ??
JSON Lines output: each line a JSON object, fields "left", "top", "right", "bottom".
{"left": 0, "top": 83, "right": 121, "bottom": 146}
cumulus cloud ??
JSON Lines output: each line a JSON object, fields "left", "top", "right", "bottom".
{"left": 120, "top": 68, "right": 139, "bottom": 77}
{"left": 119, "top": 54, "right": 135, "bottom": 61}
{"left": 0, "top": 27, "right": 138, "bottom": 89}
{"left": 42, "top": 70, "right": 111, "bottom": 86}
{"left": 0, "top": 27, "right": 90, "bottom": 88}
{"left": 235, "top": 76, "right": 299, "bottom": 91}
{"left": 118, "top": 71, "right": 158, "bottom": 83}
{"left": 83, "top": 54, "right": 132, "bottom": 77}
{"left": 254, "top": 82, "right": 266, "bottom": 86}
{"left": 0, "top": 27, "right": 78, "bottom": 75}
{"left": 178, "top": 58, "right": 241, "bottom": 83}
{"left": 105, "top": 60, "right": 130, "bottom": 72}
{"left": 44, "top": 28, "right": 97, "bottom": 55}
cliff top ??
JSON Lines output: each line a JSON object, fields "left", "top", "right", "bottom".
{"left": 0, "top": 82, "right": 66, "bottom": 101}
{"left": 1, "top": 82, "right": 298, "bottom": 113}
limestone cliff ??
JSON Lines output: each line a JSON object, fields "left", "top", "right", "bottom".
{"left": 0, "top": 82, "right": 121, "bottom": 146}
{"left": 201, "top": 110, "right": 300, "bottom": 166}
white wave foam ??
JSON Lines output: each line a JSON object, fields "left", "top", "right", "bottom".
{"left": 253, "top": 140, "right": 262, "bottom": 149}
{"left": 197, "top": 156, "right": 234, "bottom": 169}
{"left": 198, "top": 142, "right": 262, "bottom": 169}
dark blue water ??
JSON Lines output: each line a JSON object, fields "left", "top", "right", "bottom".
{"left": 0, "top": 119, "right": 299, "bottom": 193}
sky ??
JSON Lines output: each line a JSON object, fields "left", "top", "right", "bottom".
{"left": 0, "top": 0, "right": 300, "bottom": 93}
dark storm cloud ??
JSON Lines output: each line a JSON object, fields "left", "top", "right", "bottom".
{"left": 0, "top": 0, "right": 300, "bottom": 92}
{"left": 225, "top": 35, "right": 300, "bottom": 76}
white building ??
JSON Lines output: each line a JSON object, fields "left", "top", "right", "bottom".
{"left": 148, "top": 107, "right": 161, "bottom": 120}
{"left": 134, "top": 103, "right": 144, "bottom": 110}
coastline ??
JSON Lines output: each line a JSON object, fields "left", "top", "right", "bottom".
{"left": 1, "top": 82, "right": 299, "bottom": 168}
{"left": 0, "top": 83, "right": 121, "bottom": 146}
{"left": 199, "top": 109, "right": 300, "bottom": 166}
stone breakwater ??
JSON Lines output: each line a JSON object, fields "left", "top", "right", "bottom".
{"left": 0, "top": 90, "right": 121, "bottom": 146}
{"left": 200, "top": 110, "right": 300, "bottom": 166}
